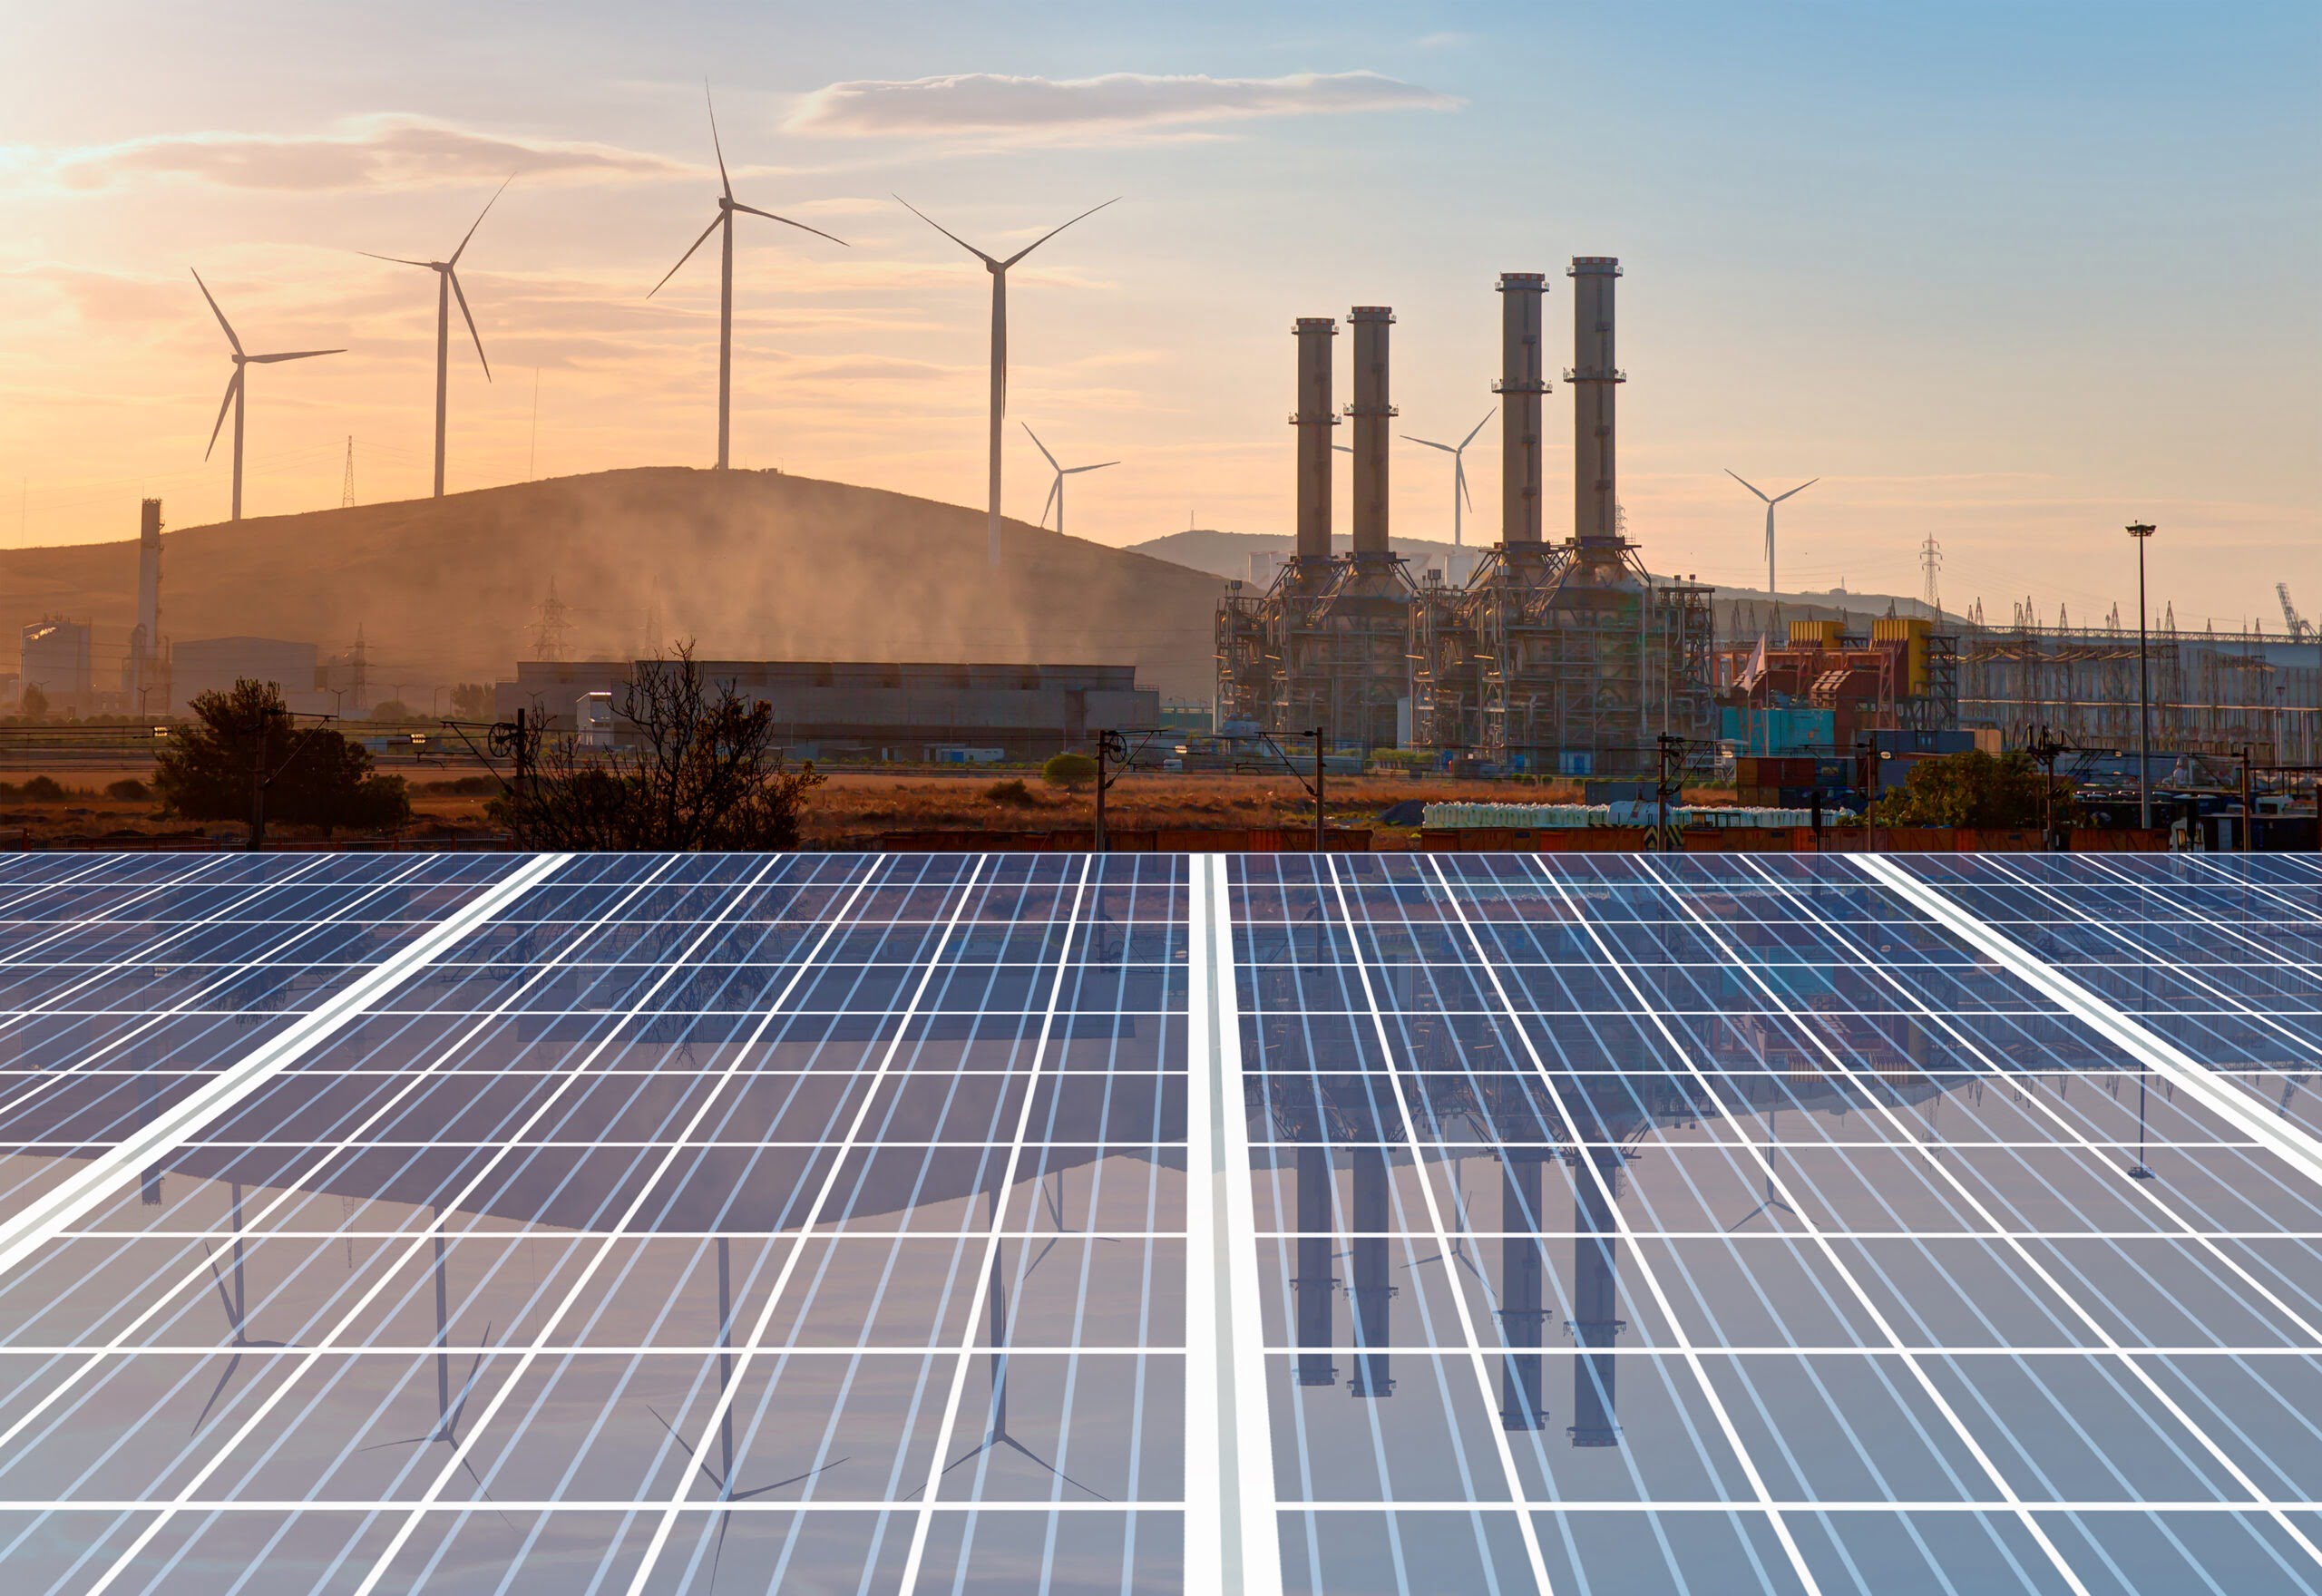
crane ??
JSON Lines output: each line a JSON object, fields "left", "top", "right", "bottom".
{"left": 2280, "top": 582, "right": 2314, "bottom": 641}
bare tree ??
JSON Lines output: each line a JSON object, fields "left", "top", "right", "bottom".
{"left": 495, "top": 644, "right": 823, "bottom": 851}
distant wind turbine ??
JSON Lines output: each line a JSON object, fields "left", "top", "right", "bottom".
{"left": 1022, "top": 423, "right": 1117, "bottom": 537}
{"left": 1725, "top": 470, "right": 1819, "bottom": 595}
{"left": 1403, "top": 409, "right": 1495, "bottom": 549}
{"left": 650, "top": 84, "right": 849, "bottom": 471}
{"left": 895, "top": 193, "right": 1118, "bottom": 567}
{"left": 363, "top": 175, "right": 512, "bottom": 498}
{"left": 190, "top": 270, "right": 342, "bottom": 522}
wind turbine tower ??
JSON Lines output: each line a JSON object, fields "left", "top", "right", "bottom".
{"left": 1022, "top": 424, "right": 1117, "bottom": 537}
{"left": 1403, "top": 409, "right": 1495, "bottom": 550}
{"left": 190, "top": 269, "right": 343, "bottom": 521}
{"left": 1725, "top": 470, "right": 1818, "bottom": 595}
{"left": 896, "top": 194, "right": 1118, "bottom": 566}
{"left": 651, "top": 85, "right": 849, "bottom": 471}
{"left": 364, "top": 176, "right": 512, "bottom": 498}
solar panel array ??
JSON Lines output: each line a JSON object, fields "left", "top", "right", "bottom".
{"left": 0, "top": 849, "right": 2317, "bottom": 1594}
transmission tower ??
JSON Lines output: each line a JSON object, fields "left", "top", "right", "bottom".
{"left": 341, "top": 436, "right": 355, "bottom": 509}
{"left": 532, "top": 579, "right": 572, "bottom": 662}
{"left": 1917, "top": 533, "right": 1942, "bottom": 618}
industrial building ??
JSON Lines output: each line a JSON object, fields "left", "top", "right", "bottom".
{"left": 121, "top": 499, "right": 168, "bottom": 716}
{"left": 496, "top": 659, "right": 1156, "bottom": 761}
{"left": 1218, "top": 259, "right": 1718, "bottom": 774}
{"left": 171, "top": 637, "right": 326, "bottom": 718}
{"left": 19, "top": 617, "right": 93, "bottom": 713}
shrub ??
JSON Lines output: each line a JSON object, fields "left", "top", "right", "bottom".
{"left": 104, "top": 778, "right": 151, "bottom": 802}
{"left": 1041, "top": 753, "right": 1098, "bottom": 789}
{"left": 1871, "top": 749, "right": 2059, "bottom": 830}
{"left": 19, "top": 775, "right": 65, "bottom": 801}
{"left": 153, "top": 678, "right": 412, "bottom": 840}
{"left": 983, "top": 777, "right": 1046, "bottom": 808}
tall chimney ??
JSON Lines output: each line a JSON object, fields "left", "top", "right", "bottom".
{"left": 129, "top": 499, "right": 162, "bottom": 712}
{"left": 1348, "top": 307, "right": 1394, "bottom": 557}
{"left": 1293, "top": 316, "right": 1338, "bottom": 562}
{"left": 1494, "top": 274, "right": 1548, "bottom": 545}
{"left": 1568, "top": 257, "right": 1625, "bottom": 548}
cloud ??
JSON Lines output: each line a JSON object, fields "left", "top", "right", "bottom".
{"left": 48, "top": 115, "right": 689, "bottom": 192}
{"left": 787, "top": 71, "right": 1459, "bottom": 145}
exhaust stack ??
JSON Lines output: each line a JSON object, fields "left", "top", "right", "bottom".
{"left": 1495, "top": 273, "right": 1548, "bottom": 545}
{"left": 128, "top": 499, "right": 162, "bottom": 713}
{"left": 1568, "top": 257, "right": 1624, "bottom": 548}
{"left": 1348, "top": 306, "right": 1394, "bottom": 557}
{"left": 1292, "top": 316, "right": 1338, "bottom": 562}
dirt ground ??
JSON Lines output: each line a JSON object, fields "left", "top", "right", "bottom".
{"left": 0, "top": 765, "right": 1730, "bottom": 848}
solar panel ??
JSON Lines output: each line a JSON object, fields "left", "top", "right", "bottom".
{"left": 0, "top": 850, "right": 2317, "bottom": 1593}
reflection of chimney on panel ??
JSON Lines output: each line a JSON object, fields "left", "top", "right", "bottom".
{"left": 1347, "top": 307, "right": 1394, "bottom": 557}
{"left": 1293, "top": 317, "right": 1339, "bottom": 562}
{"left": 1495, "top": 273, "right": 1548, "bottom": 545}
{"left": 1498, "top": 1152, "right": 1548, "bottom": 1431}
{"left": 1567, "top": 257, "right": 1625, "bottom": 549}
{"left": 1570, "top": 1147, "right": 1626, "bottom": 1446}
{"left": 1349, "top": 1144, "right": 1396, "bottom": 1398}
{"left": 1293, "top": 1144, "right": 1338, "bottom": 1387}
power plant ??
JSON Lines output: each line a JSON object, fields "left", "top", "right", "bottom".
{"left": 1219, "top": 259, "right": 1718, "bottom": 774}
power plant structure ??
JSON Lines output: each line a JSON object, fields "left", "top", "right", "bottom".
{"left": 1219, "top": 258, "right": 1718, "bottom": 774}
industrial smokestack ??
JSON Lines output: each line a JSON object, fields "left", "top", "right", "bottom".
{"left": 129, "top": 498, "right": 162, "bottom": 713}
{"left": 1494, "top": 274, "right": 1547, "bottom": 545}
{"left": 1293, "top": 316, "right": 1338, "bottom": 562}
{"left": 1348, "top": 307, "right": 1394, "bottom": 557}
{"left": 1568, "top": 257, "right": 1624, "bottom": 548}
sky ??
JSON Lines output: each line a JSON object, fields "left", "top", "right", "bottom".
{"left": 3, "top": 0, "right": 2317, "bottom": 629}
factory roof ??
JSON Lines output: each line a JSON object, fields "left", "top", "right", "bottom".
{"left": 0, "top": 850, "right": 2315, "bottom": 1592}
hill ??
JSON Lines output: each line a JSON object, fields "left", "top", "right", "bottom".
{"left": 4, "top": 468, "right": 1227, "bottom": 703}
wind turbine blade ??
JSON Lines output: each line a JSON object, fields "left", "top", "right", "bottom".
{"left": 190, "top": 268, "right": 242, "bottom": 355}
{"left": 1000, "top": 196, "right": 1119, "bottom": 269}
{"left": 448, "top": 172, "right": 515, "bottom": 267}
{"left": 1771, "top": 477, "right": 1820, "bottom": 503}
{"left": 1039, "top": 477, "right": 1059, "bottom": 529}
{"left": 1458, "top": 460, "right": 1473, "bottom": 512}
{"left": 1065, "top": 461, "right": 1117, "bottom": 473}
{"left": 1020, "top": 423, "right": 1059, "bottom": 470}
{"left": 1401, "top": 435, "right": 1455, "bottom": 453}
{"left": 730, "top": 201, "right": 850, "bottom": 247}
{"left": 1725, "top": 469, "right": 1771, "bottom": 502}
{"left": 1459, "top": 408, "right": 1495, "bottom": 450}
{"left": 705, "top": 81, "right": 732, "bottom": 201}
{"left": 248, "top": 348, "right": 345, "bottom": 364}
{"left": 204, "top": 369, "right": 242, "bottom": 460}
{"left": 448, "top": 270, "right": 492, "bottom": 381}
{"left": 893, "top": 194, "right": 996, "bottom": 266}
{"left": 649, "top": 213, "right": 723, "bottom": 297}
{"left": 356, "top": 251, "right": 433, "bottom": 268}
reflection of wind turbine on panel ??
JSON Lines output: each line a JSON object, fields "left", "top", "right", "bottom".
{"left": 361, "top": 176, "right": 512, "bottom": 498}
{"left": 893, "top": 193, "right": 1118, "bottom": 568}
{"left": 192, "top": 1182, "right": 297, "bottom": 1431}
{"left": 190, "top": 270, "right": 342, "bottom": 522}
{"left": 356, "top": 1220, "right": 509, "bottom": 1526}
{"left": 1725, "top": 1108, "right": 1799, "bottom": 1231}
{"left": 1404, "top": 409, "right": 1496, "bottom": 550}
{"left": 1021, "top": 424, "right": 1117, "bottom": 536}
{"left": 650, "top": 83, "right": 849, "bottom": 472}
{"left": 1725, "top": 470, "right": 1818, "bottom": 595}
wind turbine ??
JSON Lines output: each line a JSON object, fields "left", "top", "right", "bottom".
{"left": 1021, "top": 423, "right": 1117, "bottom": 537}
{"left": 650, "top": 84, "right": 849, "bottom": 471}
{"left": 363, "top": 175, "right": 512, "bottom": 498}
{"left": 1403, "top": 409, "right": 1495, "bottom": 549}
{"left": 1725, "top": 470, "right": 1818, "bottom": 595}
{"left": 894, "top": 194, "right": 1118, "bottom": 567}
{"left": 190, "top": 270, "right": 342, "bottom": 522}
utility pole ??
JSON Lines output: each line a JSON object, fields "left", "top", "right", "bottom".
{"left": 1312, "top": 726, "right": 1326, "bottom": 854}
{"left": 2240, "top": 744, "right": 2254, "bottom": 853}
{"left": 249, "top": 709, "right": 269, "bottom": 852}
{"left": 2127, "top": 521, "right": 2156, "bottom": 828}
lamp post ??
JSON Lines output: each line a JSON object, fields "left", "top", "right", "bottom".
{"left": 2126, "top": 522, "right": 2156, "bottom": 829}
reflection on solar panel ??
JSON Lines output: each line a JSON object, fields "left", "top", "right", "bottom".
{"left": 0, "top": 849, "right": 2317, "bottom": 1593}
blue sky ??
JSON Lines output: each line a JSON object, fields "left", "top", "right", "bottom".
{"left": 3, "top": 0, "right": 2316, "bottom": 625}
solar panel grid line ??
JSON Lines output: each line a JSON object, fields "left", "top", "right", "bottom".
{"left": 0, "top": 858, "right": 695, "bottom": 1481}
{"left": 1679, "top": 856, "right": 2322, "bottom": 1578}
{"left": 1204, "top": 854, "right": 1287, "bottom": 1595}
{"left": 1719, "top": 854, "right": 2322, "bottom": 1361}
{"left": 0, "top": 854, "right": 567, "bottom": 1299}
{"left": 1438, "top": 853, "right": 2066, "bottom": 1596}
{"left": 0, "top": 852, "right": 239, "bottom": 978}
{"left": 1183, "top": 853, "right": 1225, "bottom": 1591}
{"left": 1317, "top": 857, "right": 1566, "bottom": 1590}
{"left": 326, "top": 852, "right": 885, "bottom": 1596}
{"left": 614, "top": 855, "right": 994, "bottom": 1596}
{"left": 1855, "top": 857, "right": 2322, "bottom": 1197}
{"left": 888, "top": 859, "right": 1100, "bottom": 1588}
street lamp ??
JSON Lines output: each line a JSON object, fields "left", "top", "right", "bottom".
{"left": 2125, "top": 523, "right": 2156, "bottom": 828}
